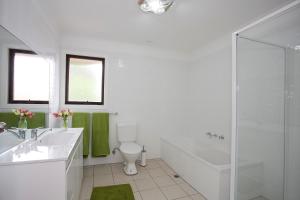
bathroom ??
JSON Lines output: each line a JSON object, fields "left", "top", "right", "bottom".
{"left": 0, "top": 0, "right": 299, "bottom": 200}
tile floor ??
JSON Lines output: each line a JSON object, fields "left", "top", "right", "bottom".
{"left": 80, "top": 159, "right": 207, "bottom": 200}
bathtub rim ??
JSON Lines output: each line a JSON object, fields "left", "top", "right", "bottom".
{"left": 160, "top": 136, "right": 231, "bottom": 172}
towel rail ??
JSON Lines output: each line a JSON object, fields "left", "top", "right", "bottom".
{"left": 109, "top": 112, "right": 118, "bottom": 115}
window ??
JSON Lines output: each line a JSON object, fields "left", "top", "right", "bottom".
{"left": 8, "top": 49, "right": 50, "bottom": 104}
{"left": 65, "top": 54, "right": 105, "bottom": 105}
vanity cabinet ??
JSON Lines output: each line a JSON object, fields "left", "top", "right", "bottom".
{"left": 0, "top": 129, "right": 83, "bottom": 200}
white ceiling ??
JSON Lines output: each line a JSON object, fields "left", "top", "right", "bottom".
{"left": 36, "top": 0, "right": 293, "bottom": 53}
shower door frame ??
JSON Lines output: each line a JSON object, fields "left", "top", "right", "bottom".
{"left": 230, "top": 1, "right": 300, "bottom": 200}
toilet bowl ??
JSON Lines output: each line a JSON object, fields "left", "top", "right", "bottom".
{"left": 120, "top": 142, "right": 142, "bottom": 175}
{"left": 117, "top": 123, "right": 142, "bottom": 175}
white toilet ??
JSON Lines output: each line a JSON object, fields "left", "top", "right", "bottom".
{"left": 117, "top": 123, "right": 142, "bottom": 175}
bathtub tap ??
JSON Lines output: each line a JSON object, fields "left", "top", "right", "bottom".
{"left": 206, "top": 132, "right": 218, "bottom": 138}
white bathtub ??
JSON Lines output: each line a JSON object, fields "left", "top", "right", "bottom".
{"left": 160, "top": 135, "right": 231, "bottom": 200}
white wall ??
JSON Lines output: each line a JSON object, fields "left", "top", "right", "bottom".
{"left": 285, "top": 49, "right": 300, "bottom": 200}
{"left": 187, "top": 36, "right": 232, "bottom": 153}
{"left": 58, "top": 35, "right": 190, "bottom": 165}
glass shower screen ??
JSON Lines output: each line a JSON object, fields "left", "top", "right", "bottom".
{"left": 234, "top": 2, "right": 300, "bottom": 200}
{"left": 236, "top": 36, "right": 285, "bottom": 200}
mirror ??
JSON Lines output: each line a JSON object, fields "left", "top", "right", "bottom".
{"left": 0, "top": 25, "right": 50, "bottom": 154}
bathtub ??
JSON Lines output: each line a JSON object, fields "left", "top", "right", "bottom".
{"left": 160, "top": 135, "right": 231, "bottom": 200}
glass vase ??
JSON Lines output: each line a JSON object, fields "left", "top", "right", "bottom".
{"left": 18, "top": 117, "right": 27, "bottom": 129}
{"left": 63, "top": 118, "right": 68, "bottom": 129}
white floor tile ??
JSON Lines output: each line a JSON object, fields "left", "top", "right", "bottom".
{"left": 135, "top": 178, "right": 157, "bottom": 191}
{"left": 111, "top": 163, "right": 124, "bottom": 174}
{"left": 94, "top": 164, "right": 112, "bottom": 176}
{"left": 148, "top": 168, "right": 166, "bottom": 178}
{"left": 190, "top": 193, "right": 206, "bottom": 200}
{"left": 157, "top": 159, "right": 172, "bottom": 168}
{"left": 134, "top": 192, "right": 143, "bottom": 200}
{"left": 113, "top": 172, "right": 134, "bottom": 183}
{"left": 161, "top": 184, "right": 187, "bottom": 200}
{"left": 179, "top": 182, "right": 198, "bottom": 195}
{"left": 132, "top": 171, "right": 151, "bottom": 180}
{"left": 136, "top": 165, "right": 148, "bottom": 173}
{"left": 83, "top": 166, "right": 93, "bottom": 177}
{"left": 170, "top": 175, "right": 185, "bottom": 184}
{"left": 153, "top": 175, "right": 176, "bottom": 187}
{"left": 79, "top": 177, "right": 93, "bottom": 199}
{"left": 177, "top": 197, "right": 193, "bottom": 200}
{"left": 129, "top": 181, "right": 138, "bottom": 192}
{"left": 161, "top": 165, "right": 176, "bottom": 175}
{"left": 145, "top": 159, "right": 161, "bottom": 169}
{"left": 140, "top": 188, "right": 167, "bottom": 200}
{"left": 94, "top": 174, "right": 114, "bottom": 187}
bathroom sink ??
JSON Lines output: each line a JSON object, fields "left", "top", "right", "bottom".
{"left": 37, "top": 131, "right": 77, "bottom": 146}
{"left": 0, "top": 128, "right": 83, "bottom": 165}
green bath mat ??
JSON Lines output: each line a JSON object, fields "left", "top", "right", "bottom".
{"left": 90, "top": 184, "right": 135, "bottom": 200}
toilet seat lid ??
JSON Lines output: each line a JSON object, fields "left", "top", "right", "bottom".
{"left": 120, "top": 143, "right": 142, "bottom": 154}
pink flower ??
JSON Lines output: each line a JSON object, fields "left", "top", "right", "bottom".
{"left": 13, "top": 108, "right": 34, "bottom": 119}
{"left": 53, "top": 108, "right": 72, "bottom": 119}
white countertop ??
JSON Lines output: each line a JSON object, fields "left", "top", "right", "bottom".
{"left": 0, "top": 128, "right": 83, "bottom": 166}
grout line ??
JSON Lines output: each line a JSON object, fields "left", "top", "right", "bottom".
{"left": 92, "top": 165, "right": 95, "bottom": 187}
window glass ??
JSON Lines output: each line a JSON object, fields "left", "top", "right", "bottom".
{"left": 66, "top": 55, "right": 105, "bottom": 105}
{"left": 9, "top": 49, "right": 49, "bottom": 103}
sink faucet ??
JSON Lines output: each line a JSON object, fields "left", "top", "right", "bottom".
{"left": 0, "top": 122, "right": 6, "bottom": 133}
{"left": 1, "top": 122, "right": 27, "bottom": 139}
{"left": 31, "top": 128, "right": 52, "bottom": 140}
{"left": 7, "top": 128, "right": 26, "bottom": 139}
{"left": 31, "top": 129, "right": 38, "bottom": 140}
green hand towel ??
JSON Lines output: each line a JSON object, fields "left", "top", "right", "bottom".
{"left": 72, "top": 113, "right": 90, "bottom": 157}
{"left": 27, "top": 113, "right": 45, "bottom": 128}
{"left": 92, "top": 113, "right": 110, "bottom": 157}
{"left": 0, "top": 112, "right": 19, "bottom": 128}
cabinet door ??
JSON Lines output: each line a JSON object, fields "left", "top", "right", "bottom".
{"left": 66, "top": 152, "right": 76, "bottom": 200}
{"left": 74, "top": 137, "right": 83, "bottom": 200}
{"left": 66, "top": 135, "right": 83, "bottom": 200}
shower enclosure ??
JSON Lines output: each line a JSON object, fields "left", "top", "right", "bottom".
{"left": 231, "top": 1, "right": 300, "bottom": 200}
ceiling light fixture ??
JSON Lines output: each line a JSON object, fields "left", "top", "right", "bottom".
{"left": 138, "top": 0, "right": 174, "bottom": 15}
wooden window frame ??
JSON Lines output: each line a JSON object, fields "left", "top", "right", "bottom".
{"left": 65, "top": 54, "right": 105, "bottom": 105}
{"left": 8, "top": 48, "right": 49, "bottom": 104}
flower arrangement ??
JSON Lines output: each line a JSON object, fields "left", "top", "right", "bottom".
{"left": 53, "top": 109, "right": 72, "bottom": 129}
{"left": 13, "top": 108, "right": 34, "bottom": 128}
